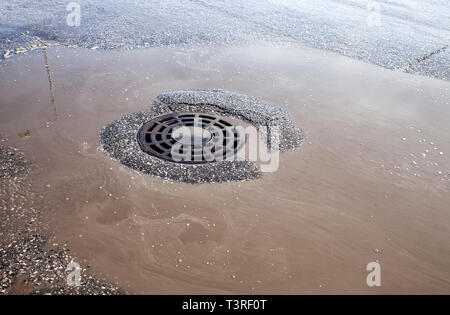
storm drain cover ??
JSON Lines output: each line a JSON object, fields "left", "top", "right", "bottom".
{"left": 137, "top": 113, "right": 245, "bottom": 164}
{"left": 101, "top": 90, "right": 303, "bottom": 183}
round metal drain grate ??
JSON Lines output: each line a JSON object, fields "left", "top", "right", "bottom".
{"left": 137, "top": 113, "right": 245, "bottom": 164}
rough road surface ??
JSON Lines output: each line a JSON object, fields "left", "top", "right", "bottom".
{"left": 1, "top": 0, "right": 449, "bottom": 80}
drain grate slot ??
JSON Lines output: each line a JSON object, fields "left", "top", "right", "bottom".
{"left": 137, "top": 113, "right": 244, "bottom": 164}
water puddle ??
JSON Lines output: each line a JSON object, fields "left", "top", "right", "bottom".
{"left": 0, "top": 44, "right": 449, "bottom": 293}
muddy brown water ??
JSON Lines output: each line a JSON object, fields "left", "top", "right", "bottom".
{"left": 0, "top": 45, "right": 449, "bottom": 294}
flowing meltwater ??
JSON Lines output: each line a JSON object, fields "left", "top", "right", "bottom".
{"left": 0, "top": 44, "right": 449, "bottom": 294}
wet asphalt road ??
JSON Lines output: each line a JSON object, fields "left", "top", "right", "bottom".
{"left": 0, "top": 0, "right": 449, "bottom": 80}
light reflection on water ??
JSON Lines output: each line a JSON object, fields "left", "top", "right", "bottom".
{"left": 0, "top": 44, "right": 449, "bottom": 294}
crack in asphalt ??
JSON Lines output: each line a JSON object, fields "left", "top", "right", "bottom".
{"left": 18, "top": 44, "right": 58, "bottom": 139}
{"left": 403, "top": 44, "right": 449, "bottom": 70}
{"left": 42, "top": 46, "right": 57, "bottom": 124}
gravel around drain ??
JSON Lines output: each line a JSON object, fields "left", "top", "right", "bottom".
{"left": 101, "top": 90, "right": 303, "bottom": 184}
